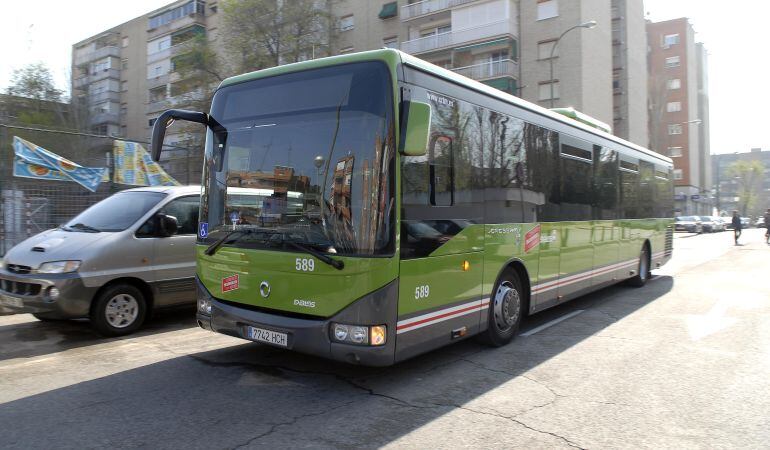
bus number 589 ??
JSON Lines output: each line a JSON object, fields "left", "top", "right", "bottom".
{"left": 415, "top": 285, "right": 430, "bottom": 299}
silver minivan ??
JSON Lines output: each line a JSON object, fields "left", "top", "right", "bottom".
{"left": 0, "top": 185, "right": 200, "bottom": 335}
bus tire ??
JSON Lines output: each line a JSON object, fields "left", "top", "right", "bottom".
{"left": 90, "top": 284, "right": 147, "bottom": 337}
{"left": 628, "top": 244, "right": 650, "bottom": 288}
{"left": 479, "top": 270, "right": 524, "bottom": 347}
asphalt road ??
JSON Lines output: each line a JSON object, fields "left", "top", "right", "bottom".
{"left": 1, "top": 228, "right": 768, "bottom": 449}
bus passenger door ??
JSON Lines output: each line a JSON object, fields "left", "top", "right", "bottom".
{"left": 397, "top": 135, "right": 485, "bottom": 362}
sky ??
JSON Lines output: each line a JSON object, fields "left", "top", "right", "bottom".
{"left": 1, "top": 0, "right": 768, "bottom": 154}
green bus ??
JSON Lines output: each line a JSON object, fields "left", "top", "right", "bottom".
{"left": 151, "top": 49, "right": 673, "bottom": 366}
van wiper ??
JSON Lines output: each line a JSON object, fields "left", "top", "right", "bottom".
{"left": 205, "top": 229, "right": 255, "bottom": 255}
{"left": 67, "top": 223, "right": 101, "bottom": 233}
{"left": 286, "top": 241, "right": 344, "bottom": 270}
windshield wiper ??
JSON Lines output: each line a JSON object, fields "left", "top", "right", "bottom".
{"left": 286, "top": 241, "right": 344, "bottom": 271}
{"left": 205, "top": 229, "right": 255, "bottom": 255}
{"left": 67, "top": 223, "right": 101, "bottom": 233}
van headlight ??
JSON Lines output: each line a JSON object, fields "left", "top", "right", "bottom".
{"left": 37, "top": 261, "right": 81, "bottom": 274}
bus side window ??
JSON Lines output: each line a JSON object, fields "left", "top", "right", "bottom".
{"left": 430, "top": 135, "right": 454, "bottom": 207}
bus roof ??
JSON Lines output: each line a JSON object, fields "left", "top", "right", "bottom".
{"left": 219, "top": 49, "right": 672, "bottom": 166}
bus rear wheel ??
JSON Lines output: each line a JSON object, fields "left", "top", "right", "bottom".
{"left": 480, "top": 270, "right": 524, "bottom": 347}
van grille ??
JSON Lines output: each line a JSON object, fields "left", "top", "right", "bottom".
{"left": 0, "top": 278, "right": 42, "bottom": 296}
{"left": 6, "top": 264, "right": 33, "bottom": 274}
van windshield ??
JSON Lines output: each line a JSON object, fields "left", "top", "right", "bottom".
{"left": 64, "top": 191, "right": 166, "bottom": 232}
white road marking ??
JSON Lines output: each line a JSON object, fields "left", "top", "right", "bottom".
{"left": 520, "top": 310, "right": 585, "bottom": 337}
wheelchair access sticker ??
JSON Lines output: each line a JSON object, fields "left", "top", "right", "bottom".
{"left": 199, "top": 222, "right": 209, "bottom": 238}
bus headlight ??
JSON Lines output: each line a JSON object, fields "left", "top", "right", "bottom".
{"left": 330, "top": 323, "right": 386, "bottom": 346}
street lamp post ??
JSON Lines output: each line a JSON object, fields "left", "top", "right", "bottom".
{"left": 549, "top": 20, "right": 597, "bottom": 109}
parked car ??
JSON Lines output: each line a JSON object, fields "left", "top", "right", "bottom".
{"left": 711, "top": 217, "right": 728, "bottom": 232}
{"left": 754, "top": 217, "right": 765, "bottom": 228}
{"left": 698, "top": 216, "right": 720, "bottom": 233}
{"left": 741, "top": 217, "right": 751, "bottom": 229}
{"left": 674, "top": 216, "right": 703, "bottom": 233}
{"left": 0, "top": 186, "right": 200, "bottom": 336}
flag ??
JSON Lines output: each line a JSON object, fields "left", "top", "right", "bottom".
{"left": 113, "top": 140, "right": 180, "bottom": 186}
{"left": 12, "top": 136, "right": 107, "bottom": 192}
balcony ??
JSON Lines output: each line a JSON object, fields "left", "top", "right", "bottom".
{"left": 401, "top": 20, "right": 514, "bottom": 55}
{"left": 147, "top": 74, "right": 170, "bottom": 88}
{"left": 452, "top": 59, "right": 518, "bottom": 82}
{"left": 73, "top": 69, "right": 121, "bottom": 89}
{"left": 90, "top": 112, "right": 120, "bottom": 125}
{"left": 147, "top": 99, "right": 170, "bottom": 113}
{"left": 74, "top": 46, "right": 120, "bottom": 65}
{"left": 401, "top": 0, "right": 475, "bottom": 21}
{"left": 147, "top": 13, "right": 205, "bottom": 41}
{"left": 88, "top": 91, "right": 121, "bottom": 104}
{"left": 148, "top": 47, "right": 172, "bottom": 64}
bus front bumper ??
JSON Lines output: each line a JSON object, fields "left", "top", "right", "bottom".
{"left": 196, "top": 278, "right": 399, "bottom": 367}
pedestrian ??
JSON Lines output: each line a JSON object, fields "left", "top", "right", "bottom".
{"left": 764, "top": 208, "right": 770, "bottom": 244}
{"left": 731, "top": 210, "right": 742, "bottom": 245}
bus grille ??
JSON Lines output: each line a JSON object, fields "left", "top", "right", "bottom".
{"left": 664, "top": 226, "right": 674, "bottom": 257}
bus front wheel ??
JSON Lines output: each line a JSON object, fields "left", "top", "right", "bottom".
{"left": 480, "top": 270, "right": 524, "bottom": 347}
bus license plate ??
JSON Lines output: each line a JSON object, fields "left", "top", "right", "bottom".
{"left": 245, "top": 326, "right": 288, "bottom": 348}
{"left": 0, "top": 294, "right": 23, "bottom": 308}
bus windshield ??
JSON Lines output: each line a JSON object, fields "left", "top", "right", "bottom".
{"left": 200, "top": 61, "right": 396, "bottom": 256}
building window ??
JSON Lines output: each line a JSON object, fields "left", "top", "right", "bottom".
{"left": 538, "top": 81, "right": 559, "bottom": 101}
{"left": 537, "top": 40, "right": 557, "bottom": 60}
{"left": 339, "top": 46, "right": 354, "bottom": 54}
{"left": 673, "top": 169, "right": 683, "bottom": 180}
{"left": 668, "top": 147, "right": 683, "bottom": 157}
{"left": 149, "top": 86, "right": 166, "bottom": 102}
{"left": 149, "top": 1, "right": 205, "bottom": 29}
{"left": 92, "top": 58, "right": 111, "bottom": 74}
{"left": 668, "top": 124, "right": 682, "bottom": 135}
{"left": 122, "top": 36, "right": 129, "bottom": 48}
{"left": 537, "top": 0, "right": 559, "bottom": 20}
{"left": 383, "top": 36, "right": 398, "bottom": 49}
{"left": 665, "top": 56, "right": 680, "bottom": 68}
{"left": 662, "top": 33, "right": 679, "bottom": 47}
{"left": 121, "top": 59, "right": 128, "bottom": 70}
{"left": 121, "top": 80, "right": 128, "bottom": 92}
{"left": 667, "top": 78, "right": 681, "bottom": 90}
{"left": 340, "top": 15, "right": 354, "bottom": 32}
{"left": 667, "top": 101, "right": 682, "bottom": 112}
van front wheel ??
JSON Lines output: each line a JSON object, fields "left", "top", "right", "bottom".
{"left": 90, "top": 284, "right": 147, "bottom": 336}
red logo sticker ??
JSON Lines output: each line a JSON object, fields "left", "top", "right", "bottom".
{"left": 222, "top": 274, "right": 239, "bottom": 292}
{"left": 524, "top": 225, "right": 541, "bottom": 253}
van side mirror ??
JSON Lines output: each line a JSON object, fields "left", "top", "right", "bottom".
{"left": 158, "top": 214, "right": 179, "bottom": 237}
{"left": 399, "top": 101, "right": 431, "bottom": 157}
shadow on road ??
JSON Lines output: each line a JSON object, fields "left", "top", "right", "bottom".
{"left": 0, "top": 306, "right": 198, "bottom": 363}
{"left": 0, "top": 277, "right": 673, "bottom": 448}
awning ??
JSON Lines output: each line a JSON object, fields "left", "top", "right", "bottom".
{"left": 379, "top": 2, "right": 398, "bottom": 19}
{"left": 453, "top": 38, "right": 511, "bottom": 52}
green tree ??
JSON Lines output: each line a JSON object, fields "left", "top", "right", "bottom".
{"left": 727, "top": 159, "right": 765, "bottom": 216}
{"left": 6, "top": 62, "right": 63, "bottom": 102}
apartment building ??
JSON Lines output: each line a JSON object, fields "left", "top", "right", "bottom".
{"left": 71, "top": 0, "right": 220, "bottom": 180}
{"left": 647, "top": 18, "right": 711, "bottom": 215}
{"left": 611, "top": 0, "right": 647, "bottom": 147}
{"left": 334, "top": 0, "right": 521, "bottom": 95}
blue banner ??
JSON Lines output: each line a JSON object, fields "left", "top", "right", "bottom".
{"left": 12, "top": 136, "right": 107, "bottom": 192}
{"left": 113, "top": 140, "right": 180, "bottom": 187}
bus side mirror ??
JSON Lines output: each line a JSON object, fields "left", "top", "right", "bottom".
{"left": 400, "top": 101, "right": 431, "bottom": 157}
{"left": 151, "top": 109, "right": 212, "bottom": 162}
